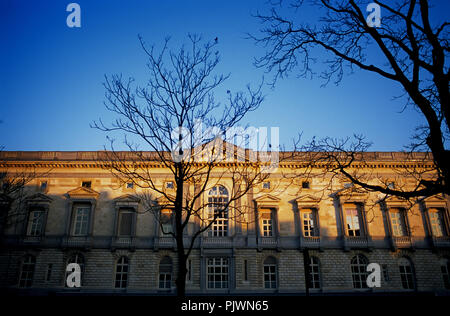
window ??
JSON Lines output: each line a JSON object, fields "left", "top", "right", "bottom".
{"left": 429, "top": 208, "right": 447, "bottom": 237}
{"left": 160, "top": 209, "right": 173, "bottom": 236}
{"left": 398, "top": 257, "right": 415, "bottom": 290}
{"left": 382, "top": 264, "right": 389, "bottom": 281}
{"left": 350, "top": 255, "right": 368, "bottom": 289}
{"left": 345, "top": 205, "right": 362, "bottom": 237}
{"left": 207, "top": 257, "right": 229, "bottom": 289}
{"left": 187, "top": 259, "right": 192, "bottom": 282}
{"left": 260, "top": 209, "right": 273, "bottom": 237}
{"left": 440, "top": 258, "right": 450, "bottom": 289}
{"left": 40, "top": 181, "right": 48, "bottom": 191}
{"left": 262, "top": 181, "right": 271, "bottom": 189}
{"left": 308, "top": 257, "right": 321, "bottom": 289}
{"left": 118, "top": 208, "right": 134, "bottom": 236}
{"left": 207, "top": 185, "right": 229, "bottom": 237}
{"left": 65, "top": 253, "right": 84, "bottom": 287}
{"left": 244, "top": 260, "right": 248, "bottom": 282}
{"left": 27, "top": 208, "right": 45, "bottom": 236}
{"left": 81, "top": 181, "right": 91, "bottom": 188}
{"left": 46, "top": 264, "right": 53, "bottom": 282}
{"left": 18, "top": 255, "right": 36, "bottom": 288}
{"left": 72, "top": 205, "right": 90, "bottom": 236}
{"left": 126, "top": 182, "right": 134, "bottom": 189}
{"left": 263, "top": 257, "right": 277, "bottom": 289}
{"left": 159, "top": 257, "right": 173, "bottom": 289}
{"left": 390, "top": 208, "right": 407, "bottom": 237}
{"left": 302, "top": 181, "right": 310, "bottom": 189}
{"left": 166, "top": 181, "right": 174, "bottom": 189}
{"left": 302, "top": 209, "right": 317, "bottom": 237}
{"left": 115, "top": 256, "right": 129, "bottom": 289}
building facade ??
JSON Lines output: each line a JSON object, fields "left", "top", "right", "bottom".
{"left": 0, "top": 150, "right": 449, "bottom": 295}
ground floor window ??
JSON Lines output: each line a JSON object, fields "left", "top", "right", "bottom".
{"left": 207, "top": 257, "right": 229, "bottom": 289}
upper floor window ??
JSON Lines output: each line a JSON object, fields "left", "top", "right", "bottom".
{"left": 160, "top": 209, "right": 174, "bottom": 236}
{"left": 301, "top": 209, "right": 318, "bottom": 237}
{"left": 260, "top": 209, "right": 273, "bottom": 237}
{"left": 302, "top": 181, "right": 310, "bottom": 189}
{"left": 81, "top": 181, "right": 92, "bottom": 189}
{"left": 390, "top": 208, "right": 408, "bottom": 237}
{"left": 398, "top": 257, "right": 415, "bottom": 290}
{"left": 344, "top": 204, "right": 363, "bottom": 237}
{"left": 115, "top": 256, "right": 129, "bottom": 289}
{"left": 207, "top": 185, "right": 229, "bottom": 237}
{"left": 18, "top": 255, "right": 36, "bottom": 288}
{"left": 166, "top": 181, "right": 174, "bottom": 189}
{"left": 72, "top": 205, "right": 91, "bottom": 236}
{"left": 207, "top": 257, "right": 229, "bottom": 289}
{"left": 429, "top": 208, "right": 447, "bottom": 237}
{"left": 117, "top": 208, "right": 134, "bottom": 237}
{"left": 39, "top": 180, "right": 48, "bottom": 192}
{"left": 262, "top": 181, "right": 271, "bottom": 190}
{"left": 159, "top": 256, "right": 173, "bottom": 289}
{"left": 350, "top": 255, "right": 368, "bottom": 289}
{"left": 308, "top": 256, "right": 321, "bottom": 289}
{"left": 27, "top": 208, "right": 45, "bottom": 236}
{"left": 263, "top": 256, "right": 277, "bottom": 289}
{"left": 126, "top": 182, "right": 134, "bottom": 189}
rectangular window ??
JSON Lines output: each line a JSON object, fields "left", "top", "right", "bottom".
{"left": 302, "top": 210, "right": 317, "bottom": 237}
{"left": 260, "top": 211, "right": 273, "bottom": 237}
{"left": 27, "top": 209, "right": 44, "bottom": 236}
{"left": 262, "top": 182, "right": 271, "bottom": 189}
{"left": 81, "top": 181, "right": 92, "bottom": 188}
{"left": 390, "top": 209, "right": 407, "bottom": 237}
{"left": 264, "top": 264, "right": 277, "bottom": 289}
{"left": 118, "top": 209, "right": 134, "bottom": 236}
{"left": 244, "top": 260, "right": 248, "bottom": 281}
{"left": 166, "top": 181, "right": 174, "bottom": 189}
{"left": 187, "top": 259, "right": 192, "bottom": 282}
{"left": 345, "top": 206, "right": 361, "bottom": 237}
{"left": 46, "top": 264, "right": 53, "bottom": 282}
{"left": 207, "top": 257, "right": 229, "bottom": 289}
{"left": 160, "top": 209, "right": 173, "bottom": 236}
{"left": 302, "top": 181, "right": 310, "bottom": 189}
{"left": 72, "top": 206, "right": 90, "bottom": 236}
{"left": 126, "top": 182, "right": 134, "bottom": 189}
{"left": 40, "top": 181, "right": 48, "bottom": 191}
{"left": 429, "top": 208, "right": 446, "bottom": 237}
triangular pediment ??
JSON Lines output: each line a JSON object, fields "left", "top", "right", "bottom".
{"left": 254, "top": 194, "right": 280, "bottom": 208}
{"left": 26, "top": 193, "right": 53, "bottom": 203}
{"left": 335, "top": 187, "right": 368, "bottom": 203}
{"left": 380, "top": 195, "right": 409, "bottom": 208}
{"left": 192, "top": 138, "right": 249, "bottom": 162}
{"left": 114, "top": 194, "right": 141, "bottom": 203}
{"left": 295, "top": 195, "right": 320, "bottom": 208}
{"left": 66, "top": 187, "right": 99, "bottom": 199}
{"left": 421, "top": 194, "right": 447, "bottom": 208}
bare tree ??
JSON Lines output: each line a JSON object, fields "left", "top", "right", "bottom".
{"left": 250, "top": 0, "right": 449, "bottom": 198}
{"left": 92, "top": 34, "right": 271, "bottom": 296}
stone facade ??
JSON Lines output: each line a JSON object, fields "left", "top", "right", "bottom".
{"left": 0, "top": 151, "right": 449, "bottom": 295}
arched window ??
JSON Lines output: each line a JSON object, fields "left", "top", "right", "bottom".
{"left": 115, "top": 256, "right": 129, "bottom": 289}
{"left": 440, "top": 258, "right": 450, "bottom": 289}
{"left": 398, "top": 257, "right": 415, "bottom": 290}
{"left": 308, "top": 256, "right": 321, "bottom": 289}
{"left": 18, "top": 255, "right": 36, "bottom": 288}
{"left": 263, "top": 256, "right": 277, "bottom": 289}
{"left": 350, "top": 255, "right": 369, "bottom": 288}
{"left": 159, "top": 256, "right": 173, "bottom": 289}
{"left": 65, "top": 253, "right": 85, "bottom": 287}
{"left": 207, "top": 185, "right": 229, "bottom": 237}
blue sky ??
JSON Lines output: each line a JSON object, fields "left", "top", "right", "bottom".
{"left": 1, "top": 0, "right": 448, "bottom": 152}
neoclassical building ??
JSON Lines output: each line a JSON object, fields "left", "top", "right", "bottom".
{"left": 0, "top": 150, "right": 449, "bottom": 295}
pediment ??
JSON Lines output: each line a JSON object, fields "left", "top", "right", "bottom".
{"left": 192, "top": 139, "right": 248, "bottom": 162}
{"left": 421, "top": 194, "right": 448, "bottom": 208}
{"left": 156, "top": 194, "right": 176, "bottom": 206}
{"left": 66, "top": 187, "right": 99, "bottom": 199}
{"left": 295, "top": 195, "right": 321, "bottom": 208}
{"left": 381, "top": 195, "right": 409, "bottom": 208}
{"left": 254, "top": 194, "right": 280, "bottom": 208}
{"left": 26, "top": 193, "right": 53, "bottom": 203}
{"left": 335, "top": 188, "right": 368, "bottom": 203}
{"left": 114, "top": 194, "right": 140, "bottom": 203}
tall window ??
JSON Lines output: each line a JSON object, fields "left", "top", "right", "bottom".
{"left": 18, "top": 255, "right": 36, "bottom": 288}
{"left": 263, "top": 257, "right": 277, "bottom": 289}
{"left": 207, "top": 257, "right": 229, "bottom": 289}
{"left": 345, "top": 205, "right": 362, "bottom": 237}
{"left": 350, "top": 255, "right": 368, "bottom": 288}
{"left": 118, "top": 209, "right": 134, "bottom": 236}
{"left": 260, "top": 209, "right": 273, "bottom": 237}
{"left": 65, "top": 253, "right": 84, "bottom": 287}
{"left": 159, "top": 257, "right": 173, "bottom": 289}
{"left": 429, "top": 208, "right": 447, "bottom": 237}
{"left": 440, "top": 258, "right": 450, "bottom": 289}
{"left": 302, "top": 209, "right": 317, "bottom": 237}
{"left": 398, "top": 257, "right": 415, "bottom": 290}
{"left": 207, "top": 186, "right": 229, "bottom": 237}
{"left": 160, "top": 209, "right": 174, "bottom": 236}
{"left": 390, "top": 208, "right": 407, "bottom": 237}
{"left": 72, "top": 205, "right": 90, "bottom": 236}
{"left": 27, "top": 208, "right": 45, "bottom": 236}
{"left": 115, "top": 256, "right": 129, "bottom": 289}
{"left": 308, "top": 256, "right": 321, "bottom": 289}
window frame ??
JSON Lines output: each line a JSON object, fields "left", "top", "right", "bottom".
{"left": 114, "top": 256, "right": 129, "bottom": 289}
{"left": 18, "top": 255, "right": 36, "bottom": 288}
{"left": 206, "top": 257, "right": 229, "bottom": 289}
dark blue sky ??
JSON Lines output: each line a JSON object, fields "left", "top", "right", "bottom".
{"left": 1, "top": 0, "right": 448, "bottom": 151}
